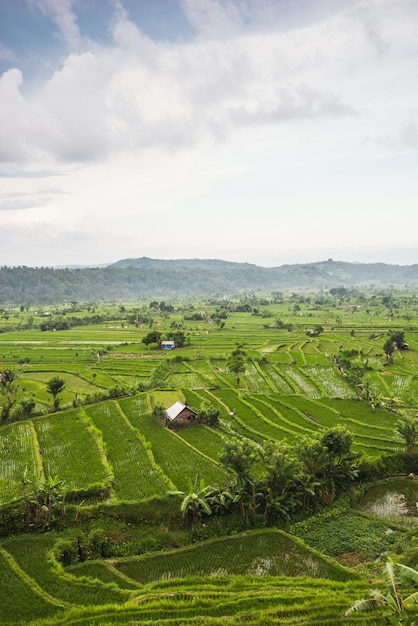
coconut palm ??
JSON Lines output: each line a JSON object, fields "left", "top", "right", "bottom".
{"left": 46, "top": 376, "right": 65, "bottom": 411}
{"left": 297, "top": 426, "right": 360, "bottom": 506}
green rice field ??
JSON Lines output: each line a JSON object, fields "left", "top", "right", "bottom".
{"left": 1, "top": 291, "right": 418, "bottom": 624}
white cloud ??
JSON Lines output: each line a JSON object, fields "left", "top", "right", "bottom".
{"left": 1, "top": 0, "right": 418, "bottom": 266}
{"left": 229, "top": 84, "right": 355, "bottom": 126}
{"left": 0, "top": 69, "right": 30, "bottom": 162}
{"left": 1, "top": 5, "right": 364, "bottom": 164}
{"left": 29, "top": 0, "right": 82, "bottom": 48}
{"left": 180, "top": 0, "right": 243, "bottom": 39}
{"left": 0, "top": 186, "right": 67, "bottom": 212}
{"left": 0, "top": 197, "right": 51, "bottom": 211}
{"left": 401, "top": 120, "right": 418, "bottom": 149}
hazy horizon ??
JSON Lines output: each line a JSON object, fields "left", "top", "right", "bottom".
{"left": 3, "top": 254, "right": 418, "bottom": 270}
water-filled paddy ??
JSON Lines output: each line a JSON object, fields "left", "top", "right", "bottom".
{"left": 357, "top": 477, "right": 418, "bottom": 521}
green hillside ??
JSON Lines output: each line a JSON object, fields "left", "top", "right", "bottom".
{"left": 2, "top": 258, "right": 418, "bottom": 303}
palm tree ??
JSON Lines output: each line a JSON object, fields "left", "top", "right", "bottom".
{"left": 46, "top": 376, "right": 65, "bottom": 411}
{"left": 297, "top": 427, "right": 360, "bottom": 507}
{"left": 346, "top": 558, "right": 418, "bottom": 624}
{"left": 0, "top": 368, "right": 16, "bottom": 387}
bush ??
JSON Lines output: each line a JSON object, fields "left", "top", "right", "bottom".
{"left": 358, "top": 452, "right": 418, "bottom": 482}
{"left": 197, "top": 402, "right": 220, "bottom": 427}
{"left": 53, "top": 538, "right": 79, "bottom": 566}
{"left": 0, "top": 501, "right": 28, "bottom": 537}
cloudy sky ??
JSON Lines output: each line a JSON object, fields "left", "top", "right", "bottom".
{"left": 1, "top": 0, "right": 417, "bottom": 267}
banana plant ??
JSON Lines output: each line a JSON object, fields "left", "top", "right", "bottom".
{"left": 346, "top": 558, "right": 418, "bottom": 624}
{"left": 170, "top": 474, "right": 217, "bottom": 524}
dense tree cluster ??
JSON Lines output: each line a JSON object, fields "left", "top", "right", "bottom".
{"left": 39, "top": 313, "right": 118, "bottom": 331}
{"left": 142, "top": 330, "right": 187, "bottom": 348}
{"left": 2, "top": 260, "right": 418, "bottom": 304}
{"left": 174, "top": 426, "right": 360, "bottom": 527}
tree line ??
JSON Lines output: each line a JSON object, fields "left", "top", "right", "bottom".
{"left": 2, "top": 261, "right": 418, "bottom": 304}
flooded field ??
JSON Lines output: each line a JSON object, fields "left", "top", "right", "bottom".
{"left": 357, "top": 477, "right": 418, "bottom": 521}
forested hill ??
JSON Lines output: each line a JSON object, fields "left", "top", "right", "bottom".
{"left": 1, "top": 258, "right": 418, "bottom": 304}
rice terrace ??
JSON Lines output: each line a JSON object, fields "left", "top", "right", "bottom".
{"left": 3, "top": 261, "right": 418, "bottom": 624}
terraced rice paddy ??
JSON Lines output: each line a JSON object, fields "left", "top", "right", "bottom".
{"left": 0, "top": 529, "right": 376, "bottom": 626}
{"left": 2, "top": 293, "right": 418, "bottom": 624}
{"left": 0, "top": 421, "right": 36, "bottom": 503}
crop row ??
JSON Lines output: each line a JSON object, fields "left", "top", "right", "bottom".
{"left": 0, "top": 384, "right": 404, "bottom": 509}
{"left": 248, "top": 396, "right": 318, "bottom": 440}
{"left": 0, "top": 547, "right": 59, "bottom": 623}
{"left": 13, "top": 350, "right": 418, "bottom": 409}
{"left": 0, "top": 422, "right": 36, "bottom": 503}
{"left": 0, "top": 526, "right": 381, "bottom": 626}
{"left": 240, "top": 362, "right": 273, "bottom": 394}
{"left": 114, "top": 529, "right": 356, "bottom": 583}
{"left": 304, "top": 367, "right": 356, "bottom": 398}
{"left": 2, "top": 579, "right": 374, "bottom": 626}
{"left": 118, "top": 396, "right": 228, "bottom": 490}
{"left": 280, "top": 366, "right": 322, "bottom": 398}
{"left": 67, "top": 560, "right": 141, "bottom": 589}
{"left": 2, "top": 535, "right": 128, "bottom": 608}
{"left": 263, "top": 365, "right": 295, "bottom": 393}
{"left": 34, "top": 410, "right": 108, "bottom": 491}
{"left": 84, "top": 402, "right": 169, "bottom": 501}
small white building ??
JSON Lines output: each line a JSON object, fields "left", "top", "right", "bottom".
{"left": 160, "top": 340, "right": 175, "bottom": 350}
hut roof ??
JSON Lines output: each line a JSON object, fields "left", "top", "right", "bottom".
{"left": 166, "top": 401, "right": 196, "bottom": 421}
{"left": 166, "top": 401, "right": 187, "bottom": 421}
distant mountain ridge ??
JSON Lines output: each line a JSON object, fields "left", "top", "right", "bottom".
{"left": 1, "top": 258, "right": 417, "bottom": 304}
{"left": 110, "top": 257, "right": 258, "bottom": 269}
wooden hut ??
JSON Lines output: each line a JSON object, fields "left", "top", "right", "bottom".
{"left": 166, "top": 402, "right": 197, "bottom": 427}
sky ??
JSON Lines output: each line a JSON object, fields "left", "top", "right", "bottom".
{"left": 1, "top": 0, "right": 418, "bottom": 268}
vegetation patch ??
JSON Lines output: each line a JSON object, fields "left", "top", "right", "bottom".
{"left": 290, "top": 510, "right": 401, "bottom": 563}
